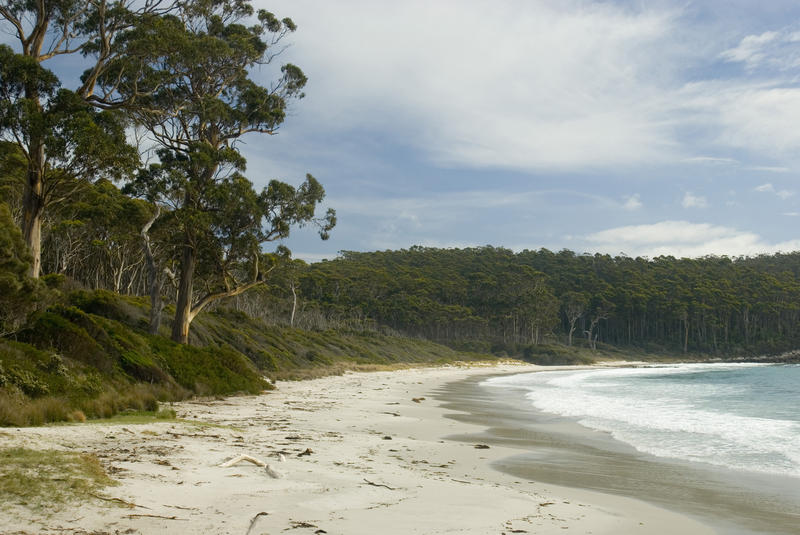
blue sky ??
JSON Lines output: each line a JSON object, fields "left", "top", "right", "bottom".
{"left": 245, "top": 0, "right": 800, "bottom": 262}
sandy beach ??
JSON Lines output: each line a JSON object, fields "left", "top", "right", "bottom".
{"left": 1, "top": 363, "right": 715, "bottom": 534}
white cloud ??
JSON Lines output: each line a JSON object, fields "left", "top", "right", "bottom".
{"left": 623, "top": 194, "right": 643, "bottom": 210}
{"left": 720, "top": 29, "right": 800, "bottom": 70}
{"left": 682, "top": 192, "right": 708, "bottom": 208}
{"left": 754, "top": 182, "right": 794, "bottom": 199}
{"left": 262, "top": 0, "right": 688, "bottom": 171}
{"left": 585, "top": 221, "right": 800, "bottom": 258}
{"left": 683, "top": 156, "right": 739, "bottom": 165}
{"left": 748, "top": 165, "right": 790, "bottom": 173}
{"left": 255, "top": 2, "right": 800, "bottom": 173}
{"left": 720, "top": 31, "right": 779, "bottom": 68}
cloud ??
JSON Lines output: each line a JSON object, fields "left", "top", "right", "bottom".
{"left": 585, "top": 221, "right": 800, "bottom": 258}
{"left": 682, "top": 192, "right": 708, "bottom": 208}
{"left": 754, "top": 182, "right": 794, "bottom": 199}
{"left": 256, "top": 2, "right": 800, "bottom": 173}
{"left": 623, "top": 194, "right": 643, "bottom": 210}
{"left": 748, "top": 165, "right": 790, "bottom": 173}
{"left": 720, "top": 28, "right": 800, "bottom": 70}
{"left": 263, "top": 0, "right": 688, "bottom": 171}
{"left": 683, "top": 156, "right": 739, "bottom": 165}
{"left": 720, "top": 31, "right": 779, "bottom": 68}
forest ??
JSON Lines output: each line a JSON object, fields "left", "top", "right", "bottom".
{"left": 296, "top": 247, "right": 800, "bottom": 356}
{"left": 2, "top": 1, "right": 800, "bottom": 426}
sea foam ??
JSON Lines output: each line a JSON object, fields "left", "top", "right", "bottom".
{"left": 483, "top": 363, "right": 800, "bottom": 478}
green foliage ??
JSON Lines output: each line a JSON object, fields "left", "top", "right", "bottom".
{"left": 297, "top": 247, "right": 800, "bottom": 356}
{"left": 0, "top": 203, "right": 47, "bottom": 334}
{"left": 522, "top": 345, "right": 594, "bottom": 366}
{"left": 107, "top": 0, "right": 333, "bottom": 343}
{"left": 153, "top": 339, "right": 268, "bottom": 395}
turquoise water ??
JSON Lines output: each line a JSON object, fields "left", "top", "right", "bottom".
{"left": 483, "top": 363, "right": 800, "bottom": 478}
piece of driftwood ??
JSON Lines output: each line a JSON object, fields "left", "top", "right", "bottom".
{"left": 290, "top": 521, "right": 318, "bottom": 528}
{"left": 412, "top": 397, "right": 426, "bottom": 403}
{"left": 89, "top": 492, "right": 149, "bottom": 509}
{"left": 363, "top": 478, "right": 396, "bottom": 490}
{"left": 265, "top": 465, "right": 283, "bottom": 479}
{"left": 245, "top": 511, "right": 269, "bottom": 535}
{"left": 219, "top": 454, "right": 283, "bottom": 478}
{"left": 168, "top": 431, "right": 221, "bottom": 439}
{"left": 125, "top": 514, "right": 186, "bottom": 520}
{"left": 219, "top": 454, "right": 267, "bottom": 468}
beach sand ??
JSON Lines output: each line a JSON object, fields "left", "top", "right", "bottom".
{"left": 0, "top": 363, "right": 715, "bottom": 534}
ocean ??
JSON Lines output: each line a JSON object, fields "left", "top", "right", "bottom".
{"left": 482, "top": 363, "right": 800, "bottom": 479}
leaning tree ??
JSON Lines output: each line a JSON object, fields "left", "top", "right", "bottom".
{"left": 111, "top": 0, "right": 335, "bottom": 343}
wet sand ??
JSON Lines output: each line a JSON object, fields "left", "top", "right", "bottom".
{"left": 436, "top": 373, "right": 800, "bottom": 535}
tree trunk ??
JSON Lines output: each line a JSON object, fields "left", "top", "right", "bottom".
{"left": 142, "top": 207, "right": 163, "bottom": 335}
{"left": 21, "top": 146, "right": 45, "bottom": 278}
{"left": 290, "top": 281, "right": 297, "bottom": 327}
{"left": 172, "top": 244, "right": 196, "bottom": 344}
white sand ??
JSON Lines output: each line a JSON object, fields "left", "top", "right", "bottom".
{"left": 1, "top": 363, "right": 715, "bottom": 534}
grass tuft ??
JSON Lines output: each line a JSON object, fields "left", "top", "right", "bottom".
{"left": 0, "top": 447, "right": 116, "bottom": 510}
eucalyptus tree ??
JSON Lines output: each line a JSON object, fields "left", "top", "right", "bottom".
{"left": 112, "top": 0, "right": 335, "bottom": 343}
{"left": 0, "top": 1, "right": 169, "bottom": 278}
{"left": 0, "top": 203, "right": 47, "bottom": 336}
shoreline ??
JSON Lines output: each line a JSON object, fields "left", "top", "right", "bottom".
{"left": 441, "top": 369, "right": 800, "bottom": 535}
{"left": 2, "top": 363, "right": 714, "bottom": 534}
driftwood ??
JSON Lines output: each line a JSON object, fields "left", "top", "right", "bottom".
{"left": 89, "top": 492, "right": 149, "bottom": 509}
{"left": 219, "top": 454, "right": 266, "bottom": 468}
{"left": 245, "top": 511, "right": 269, "bottom": 535}
{"left": 363, "top": 478, "right": 396, "bottom": 490}
{"left": 220, "top": 454, "right": 283, "bottom": 478}
{"left": 168, "top": 431, "right": 221, "bottom": 439}
{"left": 125, "top": 513, "right": 186, "bottom": 520}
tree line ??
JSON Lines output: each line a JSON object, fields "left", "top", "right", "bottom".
{"left": 293, "top": 247, "right": 800, "bottom": 355}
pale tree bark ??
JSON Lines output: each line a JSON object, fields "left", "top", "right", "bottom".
{"left": 141, "top": 205, "right": 163, "bottom": 334}
{"left": 290, "top": 281, "right": 297, "bottom": 327}
{"left": 171, "top": 242, "right": 196, "bottom": 344}
{"left": 584, "top": 312, "right": 607, "bottom": 351}
{"left": 566, "top": 305, "right": 584, "bottom": 347}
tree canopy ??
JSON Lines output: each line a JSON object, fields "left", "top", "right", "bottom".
{"left": 105, "top": 0, "right": 334, "bottom": 343}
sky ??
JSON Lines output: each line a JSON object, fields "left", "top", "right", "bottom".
{"left": 242, "top": 0, "right": 800, "bottom": 262}
{"left": 7, "top": 1, "right": 800, "bottom": 262}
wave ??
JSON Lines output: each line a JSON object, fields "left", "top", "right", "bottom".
{"left": 482, "top": 364, "right": 800, "bottom": 478}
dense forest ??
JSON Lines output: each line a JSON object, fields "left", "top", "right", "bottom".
{"left": 296, "top": 247, "right": 800, "bottom": 356}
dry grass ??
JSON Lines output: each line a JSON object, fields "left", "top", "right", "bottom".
{"left": 0, "top": 447, "right": 116, "bottom": 511}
